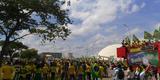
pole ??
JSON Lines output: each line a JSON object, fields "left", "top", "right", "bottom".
{"left": 123, "top": 24, "right": 131, "bottom": 66}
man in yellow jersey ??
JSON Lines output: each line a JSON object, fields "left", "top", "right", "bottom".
{"left": 99, "top": 64, "right": 104, "bottom": 80}
{"left": 69, "top": 62, "right": 76, "bottom": 80}
{"left": 42, "top": 63, "right": 49, "bottom": 80}
{"left": 86, "top": 63, "right": 91, "bottom": 80}
{"left": 25, "top": 63, "right": 32, "bottom": 80}
{"left": 56, "top": 61, "right": 61, "bottom": 80}
{"left": 77, "top": 63, "right": 83, "bottom": 80}
{"left": 1, "top": 62, "right": 15, "bottom": 80}
{"left": 50, "top": 62, "right": 56, "bottom": 80}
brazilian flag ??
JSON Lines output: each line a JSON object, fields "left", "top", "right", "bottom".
{"left": 153, "top": 29, "right": 160, "bottom": 40}
{"left": 144, "top": 31, "right": 153, "bottom": 40}
{"left": 124, "top": 36, "right": 131, "bottom": 45}
{"left": 132, "top": 34, "right": 140, "bottom": 42}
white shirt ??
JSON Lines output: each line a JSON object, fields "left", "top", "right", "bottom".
{"left": 113, "top": 68, "right": 124, "bottom": 80}
{"left": 140, "top": 71, "right": 145, "bottom": 80}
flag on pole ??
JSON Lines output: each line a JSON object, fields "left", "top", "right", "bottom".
{"left": 144, "top": 31, "right": 153, "bottom": 40}
{"left": 124, "top": 36, "right": 131, "bottom": 45}
{"left": 153, "top": 29, "right": 160, "bottom": 40}
{"left": 132, "top": 34, "right": 140, "bottom": 42}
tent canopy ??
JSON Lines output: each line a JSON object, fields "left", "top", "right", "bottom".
{"left": 98, "top": 44, "right": 122, "bottom": 57}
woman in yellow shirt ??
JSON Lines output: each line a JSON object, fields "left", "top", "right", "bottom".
{"left": 68, "top": 62, "right": 76, "bottom": 80}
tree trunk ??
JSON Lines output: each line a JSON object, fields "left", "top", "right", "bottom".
{"left": 0, "top": 37, "right": 10, "bottom": 61}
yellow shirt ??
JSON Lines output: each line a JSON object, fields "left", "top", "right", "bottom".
{"left": 99, "top": 66, "right": 104, "bottom": 75}
{"left": 78, "top": 66, "right": 83, "bottom": 74}
{"left": 42, "top": 65, "right": 49, "bottom": 74}
{"left": 69, "top": 65, "right": 75, "bottom": 75}
{"left": 0, "top": 68, "right": 2, "bottom": 79}
{"left": 56, "top": 63, "right": 61, "bottom": 74}
{"left": 1, "top": 65, "right": 15, "bottom": 79}
{"left": 25, "top": 65, "right": 32, "bottom": 74}
{"left": 86, "top": 65, "right": 91, "bottom": 72}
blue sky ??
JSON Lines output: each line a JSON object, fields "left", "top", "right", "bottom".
{"left": 16, "top": 0, "right": 160, "bottom": 57}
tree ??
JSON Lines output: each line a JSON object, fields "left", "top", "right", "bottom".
{"left": 0, "top": 41, "right": 28, "bottom": 58}
{"left": 20, "top": 48, "right": 38, "bottom": 60}
{"left": 0, "top": 0, "right": 71, "bottom": 58}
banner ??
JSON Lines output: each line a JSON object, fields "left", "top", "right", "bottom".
{"left": 117, "top": 47, "right": 126, "bottom": 58}
{"left": 130, "top": 48, "right": 141, "bottom": 53}
{"left": 128, "top": 51, "right": 158, "bottom": 66}
{"left": 145, "top": 51, "right": 158, "bottom": 66}
{"left": 128, "top": 52, "right": 145, "bottom": 65}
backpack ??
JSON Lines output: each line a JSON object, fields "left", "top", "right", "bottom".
{"left": 117, "top": 68, "right": 124, "bottom": 79}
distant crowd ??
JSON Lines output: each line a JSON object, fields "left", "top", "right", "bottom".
{"left": 0, "top": 58, "right": 159, "bottom": 80}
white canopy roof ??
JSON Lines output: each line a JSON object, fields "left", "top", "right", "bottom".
{"left": 98, "top": 44, "right": 122, "bottom": 57}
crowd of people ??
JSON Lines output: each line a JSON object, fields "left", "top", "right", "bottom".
{"left": 0, "top": 58, "right": 159, "bottom": 80}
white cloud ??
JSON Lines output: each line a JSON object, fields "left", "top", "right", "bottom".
{"left": 20, "top": 0, "right": 145, "bottom": 57}
{"left": 65, "top": 0, "right": 145, "bottom": 37}
{"left": 105, "top": 26, "right": 117, "bottom": 33}
{"left": 129, "top": 2, "right": 145, "bottom": 14}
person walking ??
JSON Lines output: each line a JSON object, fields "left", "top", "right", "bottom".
{"left": 1, "top": 62, "right": 15, "bottom": 80}
{"left": 113, "top": 64, "right": 125, "bottom": 80}
{"left": 126, "top": 66, "right": 134, "bottom": 80}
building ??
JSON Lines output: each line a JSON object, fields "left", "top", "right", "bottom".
{"left": 62, "top": 53, "right": 74, "bottom": 59}
{"left": 40, "top": 52, "right": 62, "bottom": 59}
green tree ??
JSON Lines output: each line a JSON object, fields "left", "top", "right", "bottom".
{"left": 0, "top": 0, "right": 71, "bottom": 58}
{"left": 0, "top": 41, "right": 28, "bottom": 58}
{"left": 20, "top": 48, "right": 38, "bottom": 60}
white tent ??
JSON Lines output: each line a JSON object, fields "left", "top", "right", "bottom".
{"left": 98, "top": 44, "right": 122, "bottom": 57}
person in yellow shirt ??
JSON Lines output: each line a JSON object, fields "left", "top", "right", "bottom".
{"left": 19, "top": 63, "right": 27, "bottom": 79}
{"left": 42, "top": 63, "right": 49, "bottom": 80}
{"left": 1, "top": 62, "right": 15, "bottom": 80}
{"left": 56, "top": 61, "right": 61, "bottom": 80}
{"left": 25, "top": 63, "right": 32, "bottom": 80}
{"left": 86, "top": 63, "right": 91, "bottom": 80}
{"left": 69, "top": 62, "right": 76, "bottom": 80}
{"left": 50, "top": 62, "right": 56, "bottom": 80}
{"left": 0, "top": 63, "right": 2, "bottom": 80}
{"left": 99, "top": 64, "right": 104, "bottom": 80}
{"left": 77, "top": 63, "right": 83, "bottom": 80}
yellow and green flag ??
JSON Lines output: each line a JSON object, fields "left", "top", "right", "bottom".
{"left": 124, "top": 36, "right": 131, "bottom": 45}
{"left": 153, "top": 29, "right": 160, "bottom": 40}
{"left": 144, "top": 31, "right": 153, "bottom": 40}
{"left": 133, "top": 34, "right": 140, "bottom": 42}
